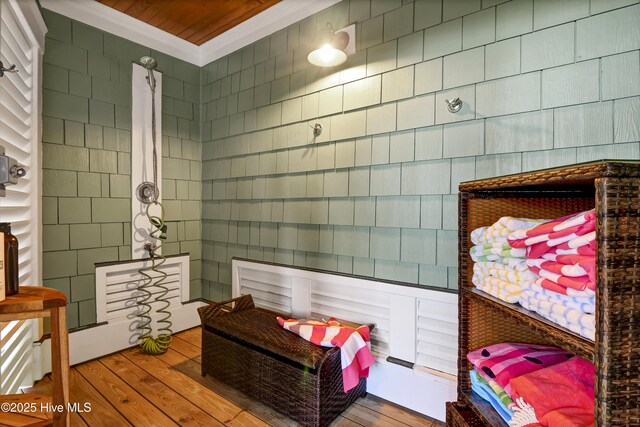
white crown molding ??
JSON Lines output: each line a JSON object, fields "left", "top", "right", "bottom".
{"left": 39, "top": 0, "right": 342, "bottom": 67}
{"left": 198, "top": 0, "right": 342, "bottom": 66}
{"left": 40, "top": 0, "right": 202, "bottom": 64}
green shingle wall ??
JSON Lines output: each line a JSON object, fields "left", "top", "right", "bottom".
{"left": 40, "top": 1, "right": 640, "bottom": 320}
{"left": 199, "top": 0, "right": 640, "bottom": 299}
{"left": 41, "top": 10, "right": 202, "bottom": 330}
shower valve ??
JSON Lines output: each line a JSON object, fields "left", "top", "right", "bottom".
{"left": 136, "top": 182, "right": 159, "bottom": 204}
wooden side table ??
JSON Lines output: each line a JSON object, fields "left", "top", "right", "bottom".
{"left": 0, "top": 287, "right": 69, "bottom": 427}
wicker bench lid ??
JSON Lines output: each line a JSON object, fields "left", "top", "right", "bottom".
{"left": 203, "top": 307, "right": 330, "bottom": 370}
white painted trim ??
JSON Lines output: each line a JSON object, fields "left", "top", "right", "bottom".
{"left": 3, "top": 0, "right": 47, "bottom": 386}
{"left": 40, "top": 0, "right": 342, "bottom": 66}
{"left": 199, "top": 0, "right": 342, "bottom": 65}
{"left": 368, "top": 359, "right": 456, "bottom": 422}
{"left": 232, "top": 259, "right": 457, "bottom": 303}
{"left": 389, "top": 294, "right": 417, "bottom": 363}
{"left": 68, "top": 254, "right": 199, "bottom": 366}
{"left": 39, "top": 0, "right": 201, "bottom": 64}
{"left": 10, "top": 0, "right": 47, "bottom": 51}
{"left": 131, "top": 63, "right": 163, "bottom": 259}
{"left": 39, "top": 300, "right": 205, "bottom": 369}
{"left": 95, "top": 255, "right": 189, "bottom": 323}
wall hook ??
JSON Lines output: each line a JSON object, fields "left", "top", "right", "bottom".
{"left": 445, "top": 97, "right": 462, "bottom": 113}
{"left": 0, "top": 61, "right": 18, "bottom": 77}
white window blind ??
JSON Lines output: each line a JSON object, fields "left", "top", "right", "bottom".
{"left": 0, "top": 0, "right": 45, "bottom": 393}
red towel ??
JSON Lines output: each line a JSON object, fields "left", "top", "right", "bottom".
{"left": 277, "top": 317, "right": 375, "bottom": 392}
{"left": 508, "top": 210, "right": 596, "bottom": 259}
{"left": 509, "top": 357, "right": 595, "bottom": 427}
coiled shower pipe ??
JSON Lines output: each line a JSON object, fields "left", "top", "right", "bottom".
{"left": 136, "top": 56, "right": 173, "bottom": 354}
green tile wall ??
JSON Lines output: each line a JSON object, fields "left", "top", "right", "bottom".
{"left": 41, "top": 1, "right": 640, "bottom": 311}
{"left": 41, "top": 10, "right": 202, "bottom": 330}
{"left": 199, "top": 0, "right": 640, "bottom": 299}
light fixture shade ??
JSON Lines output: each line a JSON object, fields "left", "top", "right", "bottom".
{"left": 307, "top": 23, "right": 355, "bottom": 67}
{"left": 307, "top": 44, "right": 348, "bottom": 67}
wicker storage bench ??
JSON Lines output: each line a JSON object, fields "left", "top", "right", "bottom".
{"left": 197, "top": 294, "right": 371, "bottom": 427}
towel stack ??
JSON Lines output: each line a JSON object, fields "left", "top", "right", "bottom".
{"left": 470, "top": 217, "right": 547, "bottom": 303}
{"left": 467, "top": 342, "right": 594, "bottom": 427}
{"left": 508, "top": 210, "right": 596, "bottom": 341}
{"left": 466, "top": 342, "right": 573, "bottom": 424}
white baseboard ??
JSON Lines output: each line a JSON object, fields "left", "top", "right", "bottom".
{"left": 38, "top": 300, "right": 205, "bottom": 376}
{"left": 367, "top": 358, "right": 457, "bottom": 422}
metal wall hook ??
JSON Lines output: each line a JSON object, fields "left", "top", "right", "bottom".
{"left": 0, "top": 61, "right": 18, "bottom": 77}
{"left": 445, "top": 97, "right": 463, "bottom": 113}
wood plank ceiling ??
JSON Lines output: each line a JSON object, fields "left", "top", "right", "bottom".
{"left": 96, "top": 0, "right": 282, "bottom": 45}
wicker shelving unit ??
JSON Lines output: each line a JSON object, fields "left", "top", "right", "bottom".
{"left": 447, "top": 161, "right": 640, "bottom": 426}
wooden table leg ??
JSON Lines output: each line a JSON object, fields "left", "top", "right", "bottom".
{"left": 50, "top": 306, "right": 70, "bottom": 427}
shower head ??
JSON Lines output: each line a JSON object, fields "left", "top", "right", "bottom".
{"left": 139, "top": 56, "right": 157, "bottom": 70}
{"left": 139, "top": 56, "right": 157, "bottom": 90}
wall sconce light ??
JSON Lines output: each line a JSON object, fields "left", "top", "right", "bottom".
{"left": 307, "top": 23, "right": 356, "bottom": 67}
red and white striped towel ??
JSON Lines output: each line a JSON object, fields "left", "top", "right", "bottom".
{"left": 534, "top": 277, "right": 595, "bottom": 298}
{"left": 277, "top": 317, "right": 376, "bottom": 392}
{"left": 508, "top": 210, "right": 596, "bottom": 258}
{"left": 538, "top": 253, "right": 596, "bottom": 285}
{"left": 526, "top": 259, "right": 594, "bottom": 292}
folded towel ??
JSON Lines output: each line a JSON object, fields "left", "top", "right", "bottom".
{"left": 508, "top": 210, "right": 596, "bottom": 259}
{"left": 470, "top": 369, "right": 514, "bottom": 423}
{"left": 519, "top": 293, "right": 595, "bottom": 341}
{"left": 534, "top": 277, "right": 595, "bottom": 298}
{"left": 471, "top": 243, "right": 527, "bottom": 260}
{"left": 471, "top": 217, "right": 549, "bottom": 245}
{"left": 474, "top": 261, "right": 539, "bottom": 284}
{"left": 509, "top": 357, "right": 595, "bottom": 427}
{"left": 277, "top": 317, "right": 375, "bottom": 392}
{"left": 526, "top": 259, "right": 594, "bottom": 292}
{"left": 472, "top": 274, "right": 524, "bottom": 303}
{"left": 467, "top": 343, "right": 573, "bottom": 398}
{"left": 536, "top": 254, "right": 596, "bottom": 286}
{"left": 546, "top": 237, "right": 596, "bottom": 257}
{"left": 526, "top": 257, "right": 591, "bottom": 278}
{"left": 522, "top": 282, "right": 595, "bottom": 314}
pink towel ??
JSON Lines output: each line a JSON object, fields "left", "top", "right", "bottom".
{"left": 467, "top": 342, "right": 573, "bottom": 397}
{"left": 277, "top": 317, "right": 375, "bottom": 392}
{"left": 526, "top": 259, "right": 594, "bottom": 292}
{"left": 509, "top": 357, "right": 595, "bottom": 427}
{"left": 508, "top": 210, "right": 596, "bottom": 259}
{"left": 530, "top": 256, "right": 596, "bottom": 289}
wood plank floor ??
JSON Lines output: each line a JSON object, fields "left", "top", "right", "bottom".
{"left": 25, "top": 328, "right": 445, "bottom": 427}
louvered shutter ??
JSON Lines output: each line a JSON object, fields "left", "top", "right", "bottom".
{"left": 0, "top": 0, "right": 46, "bottom": 393}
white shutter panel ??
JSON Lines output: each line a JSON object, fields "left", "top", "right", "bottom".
{"left": 0, "top": 0, "right": 45, "bottom": 394}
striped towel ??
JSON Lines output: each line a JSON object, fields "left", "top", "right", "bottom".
{"left": 473, "top": 262, "right": 538, "bottom": 284}
{"left": 534, "top": 277, "right": 595, "bottom": 298}
{"left": 470, "top": 243, "right": 526, "bottom": 261}
{"left": 277, "top": 317, "right": 375, "bottom": 392}
{"left": 471, "top": 217, "right": 549, "bottom": 245}
{"left": 470, "top": 369, "right": 514, "bottom": 423}
{"left": 538, "top": 253, "right": 596, "bottom": 284}
{"left": 472, "top": 274, "right": 526, "bottom": 303}
{"left": 467, "top": 342, "right": 573, "bottom": 398}
{"left": 526, "top": 258, "right": 594, "bottom": 292}
{"left": 523, "top": 281, "right": 595, "bottom": 314}
{"left": 519, "top": 292, "right": 595, "bottom": 340}
{"left": 508, "top": 210, "right": 596, "bottom": 258}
